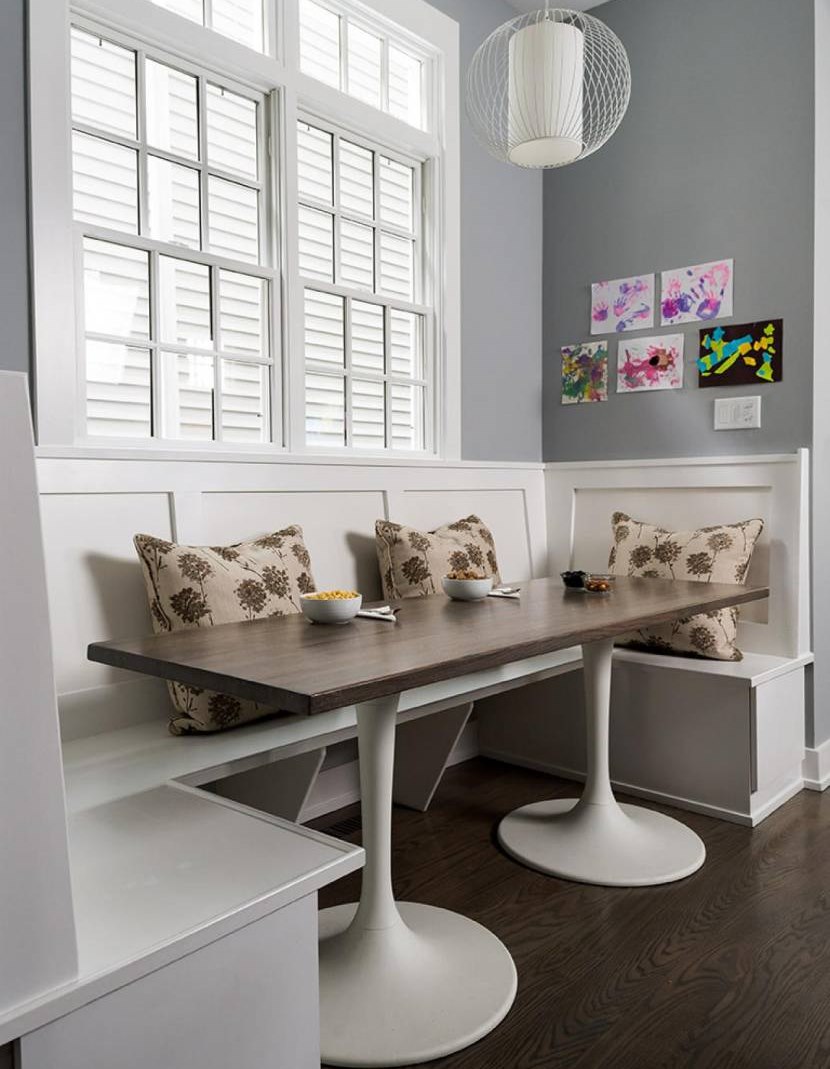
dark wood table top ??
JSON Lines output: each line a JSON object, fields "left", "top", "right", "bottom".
{"left": 88, "top": 576, "right": 769, "bottom": 716}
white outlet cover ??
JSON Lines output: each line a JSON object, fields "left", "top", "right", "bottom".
{"left": 714, "top": 396, "right": 762, "bottom": 430}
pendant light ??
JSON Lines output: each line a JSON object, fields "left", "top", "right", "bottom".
{"left": 466, "top": 7, "right": 631, "bottom": 169}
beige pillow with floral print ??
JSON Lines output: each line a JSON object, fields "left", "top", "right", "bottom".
{"left": 375, "top": 515, "right": 500, "bottom": 600}
{"left": 134, "top": 526, "right": 315, "bottom": 734}
{"left": 608, "top": 511, "right": 763, "bottom": 661}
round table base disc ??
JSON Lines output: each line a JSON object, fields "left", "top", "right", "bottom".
{"left": 498, "top": 798, "right": 706, "bottom": 887}
{"left": 318, "top": 902, "right": 517, "bottom": 1067}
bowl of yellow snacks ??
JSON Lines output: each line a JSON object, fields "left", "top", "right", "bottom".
{"left": 441, "top": 570, "right": 493, "bottom": 602}
{"left": 300, "top": 589, "right": 362, "bottom": 624}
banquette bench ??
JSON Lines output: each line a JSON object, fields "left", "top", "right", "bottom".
{"left": 0, "top": 367, "right": 814, "bottom": 1064}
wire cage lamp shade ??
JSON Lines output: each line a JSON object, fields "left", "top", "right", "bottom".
{"left": 465, "top": 8, "right": 631, "bottom": 169}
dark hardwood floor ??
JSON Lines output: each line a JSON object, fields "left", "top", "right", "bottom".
{"left": 314, "top": 759, "right": 830, "bottom": 1069}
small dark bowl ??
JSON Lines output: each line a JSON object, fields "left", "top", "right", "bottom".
{"left": 560, "top": 570, "right": 587, "bottom": 590}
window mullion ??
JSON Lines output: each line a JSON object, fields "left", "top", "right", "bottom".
{"left": 343, "top": 294, "right": 353, "bottom": 448}
{"left": 331, "top": 133, "right": 342, "bottom": 285}
{"left": 137, "top": 50, "right": 150, "bottom": 236}
{"left": 198, "top": 73, "right": 210, "bottom": 253}
{"left": 211, "top": 265, "right": 223, "bottom": 441}
{"left": 383, "top": 303, "right": 392, "bottom": 450}
{"left": 149, "top": 247, "right": 162, "bottom": 438}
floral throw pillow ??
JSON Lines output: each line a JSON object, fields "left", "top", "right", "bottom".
{"left": 134, "top": 526, "right": 315, "bottom": 734}
{"left": 608, "top": 512, "right": 764, "bottom": 661}
{"left": 375, "top": 515, "right": 500, "bottom": 600}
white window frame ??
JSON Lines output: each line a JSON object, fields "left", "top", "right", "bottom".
{"left": 28, "top": 0, "right": 461, "bottom": 460}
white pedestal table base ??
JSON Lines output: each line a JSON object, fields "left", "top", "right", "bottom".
{"left": 497, "top": 638, "right": 706, "bottom": 888}
{"left": 318, "top": 699, "right": 516, "bottom": 1068}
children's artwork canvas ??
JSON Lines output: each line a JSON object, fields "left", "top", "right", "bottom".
{"left": 698, "top": 320, "right": 782, "bottom": 388}
{"left": 561, "top": 341, "right": 608, "bottom": 404}
{"left": 617, "top": 334, "right": 684, "bottom": 393}
{"left": 661, "top": 259, "right": 733, "bottom": 325}
{"left": 591, "top": 274, "right": 655, "bottom": 334}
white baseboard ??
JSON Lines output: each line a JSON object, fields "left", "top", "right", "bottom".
{"left": 478, "top": 746, "right": 807, "bottom": 828}
{"left": 803, "top": 740, "right": 830, "bottom": 791}
{"left": 300, "top": 721, "right": 480, "bottom": 824}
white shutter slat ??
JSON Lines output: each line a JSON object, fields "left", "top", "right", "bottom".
{"left": 219, "top": 270, "right": 267, "bottom": 355}
{"left": 390, "top": 381, "right": 424, "bottom": 451}
{"left": 299, "top": 0, "right": 341, "bottom": 88}
{"left": 389, "top": 309, "right": 423, "bottom": 378}
{"left": 71, "top": 28, "right": 137, "bottom": 139}
{"left": 339, "top": 139, "right": 374, "bottom": 219}
{"left": 86, "top": 341, "right": 152, "bottom": 438}
{"left": 379, "top": 232, "right": 414, "bottom": 300}
{"left": 161, "top": 352, "right": 215, "bottom": 439}
{"left": 340, "top": 219, "right": 374, "bottom": 292}
{"left": 208, "top": 176, "right": 260, "bottom": 263}
{"left": 351, "top": 301, "right": 384, "bottom": 373}
{"left": 72, "top": 132, "right": 138, "bottom": 234}
{"left": 145, "top": 60, "right": 199, "bottom": 160}
{"left": 304, "top": 289, "right": 344, "bottom": 366}
{"left": 379, "top": 157, "right": 414, "bottom": 232}
{"left": 83, "top": 238, "right": 150, "bottom": 340}
{"left": 147, "top": 156, "right": 201, "bottom": 248}
{"left": 212, "top": 0, "right": 264, "bottom": 53}
{"left": 297, "top": 123, "right": 334, "bottom": 206}
{"left": 298, "top": 205, "right": 335, "bottom": 281}
{"left": 388, "top": 45, "right": 423, "bottom": 130}
{"left": 352, "top": 378, "right": 385, "bottom": 449}
{"left": 347, "top": 24, "right": 382, "bottom": 109}
{"left": 221, "top": 360, "right": 269, "bottom": 442}
{"left": 159, "top": 257, "right": 212, "bottom": 347}
{"left": 305, "top": 372, "right": 345, "bottom": 447}
{"left": 207, "top": 85, "right": 258, "bottom": 180}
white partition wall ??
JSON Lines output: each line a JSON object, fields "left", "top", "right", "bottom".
{"left": 0, "top": 374, "right": 77, "bottom": 1012}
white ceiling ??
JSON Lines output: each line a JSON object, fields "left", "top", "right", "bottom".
{"left": 505, "top": 0, "right": 606, "bottom": 12}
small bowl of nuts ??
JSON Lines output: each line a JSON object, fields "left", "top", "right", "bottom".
{"left": 584, "top": 574, "right": 615, "bottom": 594}
{"left": 300, "top": 589, "right": 362, "bottom": 624}
{"left": 442, "top": 570, "right": 493, "bottom": 601}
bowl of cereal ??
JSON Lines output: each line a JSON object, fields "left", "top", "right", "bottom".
{"left": 441, "top": 570, "right": 493, "bottom": 601}
{"left": 300, "top": 589, "right": 362, "bottom": 624}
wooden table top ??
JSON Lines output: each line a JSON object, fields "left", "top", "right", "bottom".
{"left": 88, "top": 576, "right": 768, "bottom": 716}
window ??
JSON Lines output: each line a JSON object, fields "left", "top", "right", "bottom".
{"left": 29, "top": 0, "right": 460, "bottom": 457}
{"left": 297, "top": 120, "right": 427, "bottom": 450}
{"left": 299, "top": 0, "right": 426, "bottom": 130}
{"left": 70, "top": 26, "right": 274, "bottom": 443}
{"left": 150, "top": 0, "right": 267, "bottom": 53}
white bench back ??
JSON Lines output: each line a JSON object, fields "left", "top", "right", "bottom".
{"left": 545, "top": 452, "right": 810, "bottom": 659}
{"left": 35, "top": 453, "right": 547, "bottom": 741}
{"left": 0, "top": 373, "right": 77, "bottom": 1010}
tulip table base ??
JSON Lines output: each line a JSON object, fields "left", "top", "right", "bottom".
{"left": 318, "top": 699, "right": 516, "bottom": 1068}
{"left": 497, "top": 638, "right": 706, "bottom": 887}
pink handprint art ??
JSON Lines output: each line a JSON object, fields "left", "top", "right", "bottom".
{"left": 591, "top": 274, "right": 655, "bottom": 335}
{"left": 661, "top": 259, "right": 733, "bottom": 325}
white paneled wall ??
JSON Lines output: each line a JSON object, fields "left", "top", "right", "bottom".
{"left": 36, "top": 452, "right": 547, "bottom": 741}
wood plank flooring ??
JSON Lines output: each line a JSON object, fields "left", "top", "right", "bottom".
{"left": 314, "top": 759, "right": 830, "bottom": 1069}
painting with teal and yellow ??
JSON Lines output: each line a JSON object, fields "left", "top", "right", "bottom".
{"left": 561, "top": 341, "right": 608, "bottom": 404}
{"left": 698, "top": 320, "right": 783, "bottom": 388}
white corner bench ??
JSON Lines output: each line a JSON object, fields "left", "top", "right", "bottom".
{"left": 478, "top": 452, "right": 814, "bottom": 826}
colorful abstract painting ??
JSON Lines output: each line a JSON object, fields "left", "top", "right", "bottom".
{"left": 591, "top": 274, "right": 655, "bottom": 335}
{"left": 617, "top": 334, "right": 684, "bottom": 393}
{"left": 661, "top": 259, "right": 733, "bottom": 325}
{"left": 698, "top": 319, "right": 782, "bottom": 388}
{"left": 561, "top": 341, "right": 608, "bottom": 404}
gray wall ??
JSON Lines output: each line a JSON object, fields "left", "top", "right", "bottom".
{"left": 0, "top": 0, "right": 544, "bottom": 461}
{"left": 429, "top": 0, "right": 544, "bottom": 462}
{"left": 543, "top": 0, "right": 815, "bottom": 462}
{"left": 0, "top": 0, "right": 30, "bottom": 377}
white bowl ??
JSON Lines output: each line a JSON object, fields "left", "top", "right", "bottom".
{"left": 300, "top": 593, "right": 362, "bottom": 624}
{"left": 441, "top": 576, "right": 493, "bottom": 601}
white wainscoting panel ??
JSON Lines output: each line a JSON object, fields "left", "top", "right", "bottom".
{"left": 545, "top": 452, "right": 810, "bottom": 658}
{"left": 35, "top": 453, "right": 547, "bottom": 741}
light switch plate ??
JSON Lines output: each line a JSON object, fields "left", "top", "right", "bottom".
{"left": 714, "top": 396, "right": 762, "bottom": 430}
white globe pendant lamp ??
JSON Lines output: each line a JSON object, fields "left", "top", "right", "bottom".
{"left": 466, "top": 7, "right": 631, "bottom": 169}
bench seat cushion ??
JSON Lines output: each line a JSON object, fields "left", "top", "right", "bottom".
{"left": 608, "top": 512, "right": 763, "bottom": 661}
{"left": 134, "top": 527, "right": 315, "bottom": 734}
{"left": 375, "top": 515, "right": 500, "bottom": 600}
